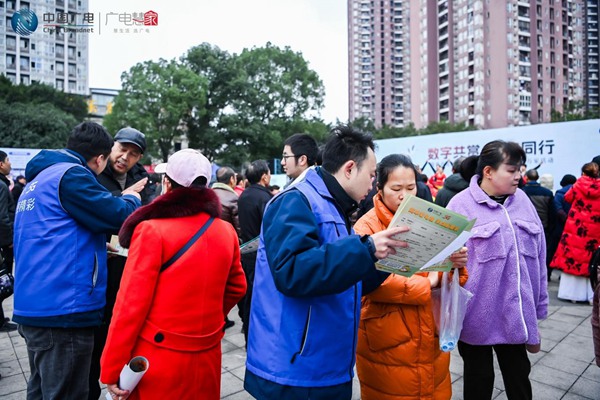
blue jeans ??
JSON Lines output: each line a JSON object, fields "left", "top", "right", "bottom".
{"left": 19, "top": 324, "right": 95, "bottom": 400}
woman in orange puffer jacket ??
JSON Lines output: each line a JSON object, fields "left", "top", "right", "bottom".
{"left": 354, "top": 154, "right": 468, "bottom": 400}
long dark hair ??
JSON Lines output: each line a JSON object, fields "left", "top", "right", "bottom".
{"left": 376, "top": 154, "right": 418, "bottom": 190}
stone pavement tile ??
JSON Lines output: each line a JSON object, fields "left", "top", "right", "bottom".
{"left": 451, "top": 377, "right": 463, "bottom": 399}
{"left": 0, "top": 335, "right": 14, "bottom": 351}
{"left": 222, "top": 338, "right": 239, "bottom": 354}
{"left": 572, "top": 324, "right": 593, "bottom": 338}
{"left": 222, "top": 390, "right": 253, "bottom": 400}
{"left": 222, "top": 348, "right": 247, "bottom": 371}
{"left": 527, "top": 349, "right": 546, "bottom": 366}
{"left": 0, "top": 359, "right": 22, "bottom": 378}
{"left": 549, "top": 333, "right": 596, "bottom": 364}
{"left": 558, "top": 306, "right": 595, "bottom": 318}
{"left": 14, "top": 344, "right": 27, "bottom": 359}
{"left": 351, "top": 376, "right": 361, "bottom": 400}
{"left": 539, "top": 318, "right": 578, "bottom": 333}
{"left": 581, "top": 364, "right": 600, "bottom": 382}
{"left": 547, "top": 312, "right": 587, "bottom": 326}
{"left": 540, "top": 337, "right": 559, "bottom": 352}
{"left": 229, "top": 365, "right": 245, "bottom": 380}
{"left": 225, "top": 331, "right": 246, "bottom": 348}
{"left": 530, "top": 364, "right": 579, "bottom": 391}
{"left": 561, "top": 394, "right": 596, "bottom": 400}
{"left": 0, "top": 373, "right": 27, "bottom": 396}
{"left": 529, "top": 378, "right": 567, "bottom": 400}
{"left": 450, "top": 371, "right": 460, "bottom": 383}
{"left": 540, "top": 324, "right": 571, "bottom": 342}
{"left": 537, "top": 353, "right": 591, "bottom": 376}
{"left": 220, "top": 371, "right": 245, "bottom": 398}
{"left": 18, "top": 355, "right": 30, "bottom": 375}
{"left": 449, "top": 351, "right": 463, "bottom": 375}
{"left": 2, "top": 391, "right": 27, "bottom": 400}
{"left": 569, "top": 376, "right": 600, "bottom": 399}
{"left": 9, "top": 334, "right": 25, "bottom": 347}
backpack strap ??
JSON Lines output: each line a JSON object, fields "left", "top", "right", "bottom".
{"left": 160, "top": 217, "right": 215, "bottom": 272}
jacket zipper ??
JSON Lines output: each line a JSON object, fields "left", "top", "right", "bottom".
{"left": 89, "top": 253, "right": 98, "bottom": 294}
{"left": 291, "top": 306, "right": 312, "bottom": 363}
{"left": 499, "top": 204, "right": 528, "bottom": 340}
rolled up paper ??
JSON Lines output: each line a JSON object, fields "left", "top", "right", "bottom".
{"left": 104, "top": 355, "right": 150, "bottom": 400}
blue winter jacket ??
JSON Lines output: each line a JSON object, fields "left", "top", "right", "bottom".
{"left": 245, "top": 168, "right": 383, "bottom": 396}
{"left": 13, "top": 149, "right": 140, "bottom": 328}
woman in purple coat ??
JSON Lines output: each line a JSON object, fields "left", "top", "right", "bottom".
{"left": 447, "top": 140, "right": 548, "bottom": 400}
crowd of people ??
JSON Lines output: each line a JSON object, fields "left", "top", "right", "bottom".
{"left": 0, "top": 121, "right": 598, "bottom": 400}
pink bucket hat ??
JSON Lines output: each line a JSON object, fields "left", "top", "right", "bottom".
{"left": 154, "top": 149, "right": 211, "bottom": 187}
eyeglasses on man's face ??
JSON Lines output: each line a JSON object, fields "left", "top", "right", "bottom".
{"left": 281, "top": 154, "right": 299, "bottom": 162}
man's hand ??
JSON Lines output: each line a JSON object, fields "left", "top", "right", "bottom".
{"left": 370, "top": 226, "right": 410, "bottom": 259}
{"left": 122, "top": 177, "right": 148, "bottom": 199}
{"left": 449, "top": 247, "right": 468, "bottom": 269}
{"left": 106, "top": 383, "right": 130, "bottom": 400}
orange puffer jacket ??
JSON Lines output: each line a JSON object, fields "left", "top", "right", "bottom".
{"left": 354, "top": 193, "right": 468, "bottom": 400}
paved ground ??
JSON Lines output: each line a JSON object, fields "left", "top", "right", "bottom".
{"left": 1, "top": 272, "right": 599, "bottom": 399}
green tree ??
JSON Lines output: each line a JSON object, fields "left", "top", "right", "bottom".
{"left": 222, "top": 43, "right": 326, "bottom": 163}
{"left": 551, "top": 100, "right": 600, "bottom": 122}
{"left": 0, "top": 75, "right": 88, "bottom": 121}
{"left": 182, "top": 43, "right": 240, "bottom": 161}
{"left": 0, "top": 100, "right": 77, "bottom": 148}
{"left": 104, "top": 59, "right": 207, "bottom": 161}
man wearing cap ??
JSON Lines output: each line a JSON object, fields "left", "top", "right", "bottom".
{"left": 13, "top": 122, "right": 143, "bottom": 399}
{"left": 88, "top": 127, "right": 149, "bottom": 400}
{"left": 101, "top": 149, "right": 246, "bottom": 400}
{"left": 97, "top": 127, "right": 151, "bottom": 204}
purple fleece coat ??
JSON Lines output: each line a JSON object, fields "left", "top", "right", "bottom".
{"left": 447, "top": 176, "right": 548, "bottom": 346}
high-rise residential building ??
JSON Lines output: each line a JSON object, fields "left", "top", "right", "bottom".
{"left": 0, "top": 0, "right": 89, "bottom": 95}
{"left": 348, "top": 0, "right": 593, "bottom": 129}
{"left": 584, "top": 0, "right": 599, "bottom": 111}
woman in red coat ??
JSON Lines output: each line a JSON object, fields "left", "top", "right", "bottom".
{"left": 551, "top": 162, "right": 600, "bottom": 303}
{"left": 101, "top": 149, "right": 246, "bottom": 400}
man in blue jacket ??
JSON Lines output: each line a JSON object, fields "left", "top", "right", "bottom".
{"left": 244, "top": 126, "right": 408, "bottom": 399}
{"left": 13, "top": 122, "right": 143, "bottom": 400}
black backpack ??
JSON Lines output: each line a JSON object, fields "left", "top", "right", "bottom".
{"left": 590, "top": 246, "right": 600, "bottom": 290}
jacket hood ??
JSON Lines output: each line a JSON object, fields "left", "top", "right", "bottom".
{"left": 443, "top": 173, "right": 469, "bottom": 192}
{"left": 25, "top": 149, "right": 87, "bottom": 181}
{"left": 119, "top": 186, "right": 221, "bottom": 248}
{"left": 573, "top": 175, "right": 600, "bottom": 199}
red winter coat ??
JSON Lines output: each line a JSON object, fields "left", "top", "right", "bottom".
{"left": 100, "top": 187, "right": 246, "bottom": 400}
{"left": 551, "top": 175, "right": 600, "bottom": 276}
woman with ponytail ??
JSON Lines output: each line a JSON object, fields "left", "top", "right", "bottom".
{"left": 447, "top": 141, "right": 547, "bottom": 400}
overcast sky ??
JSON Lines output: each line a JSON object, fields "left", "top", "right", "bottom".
{"left": 88, "top": 0, "right": 348, "bottom": 124}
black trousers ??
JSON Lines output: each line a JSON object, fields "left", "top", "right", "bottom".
{"left": 240, "top": 252, "right": 257, "bottom": 346}
{"left": 458, "top": 341, "right": 532, "bottom": 400}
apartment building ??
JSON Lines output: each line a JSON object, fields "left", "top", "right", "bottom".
{"left": 348, "top": 0, "right": 593, "bottom": 129}
{"left": 0, "top": 0, "right": 89, "bottom": 95}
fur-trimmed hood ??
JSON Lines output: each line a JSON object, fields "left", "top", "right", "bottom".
{"left": 119, "top": 187, "right": 221, "bottom": 248}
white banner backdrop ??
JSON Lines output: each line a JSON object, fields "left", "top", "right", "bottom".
{"left": 374, "top": 119, "right": 600, "bottom": 191}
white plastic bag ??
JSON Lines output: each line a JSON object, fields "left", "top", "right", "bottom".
{"left": 432, "top": 271, "right": 473, "bottom": 352}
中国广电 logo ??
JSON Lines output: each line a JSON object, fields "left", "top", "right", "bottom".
{"left": 11, "top": 8, "right": 38, "bottom": 36}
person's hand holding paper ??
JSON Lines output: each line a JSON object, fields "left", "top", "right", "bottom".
{"left": 370, "top": 226, "right": 410, "bottom": 259}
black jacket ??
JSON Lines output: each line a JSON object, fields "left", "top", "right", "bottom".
{"left": 0, "top": 175, "right": 15, "bottom": 247}
{"left": 435, "top": 173, "right": 469, "bottom": 208}
{"left": 11, "top": 181, "right": 25, "bottom": 203}
{"left": 238, "top": 184, "right": 273, "bottom": 243}
{"left": 97, "top": 162, "right": 151, "bottom": 206}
